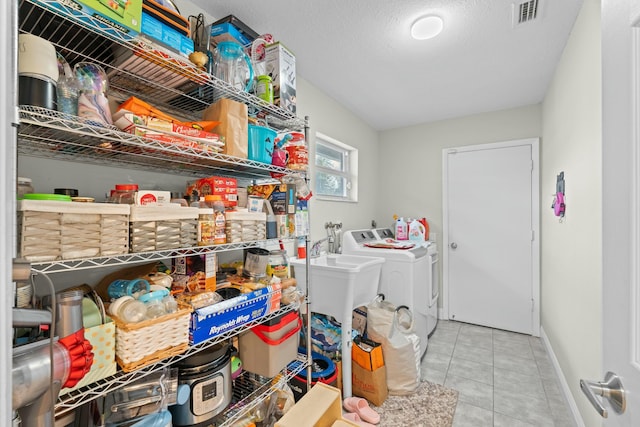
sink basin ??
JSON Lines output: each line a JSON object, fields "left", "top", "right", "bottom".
{"left": 290, "top": 254, "right": 384, "bottom": 323}
{"left": 289, "top": 253, "right": 384, "bottom": 398}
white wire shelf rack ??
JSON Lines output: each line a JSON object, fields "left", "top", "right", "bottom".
{"left": 54, "top": 303, "right": 305, "bottom": 423}
{"left": 18, "top": 106, "right": 305, "bottom": 181}
{"left": 19, "top": 0, "right": 304, "bottom": 131}
{"left": 28, "top": 239, "right": 290, "bottom": 274}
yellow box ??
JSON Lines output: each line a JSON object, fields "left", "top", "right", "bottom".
{"left": 61, "top": 321, "right": 117, "bottom": 394}
{"left": 352, "top": 336, "right": 384, "bottom": 371}
{"left": 275, "top": 383, "right": 358, "bottom": 427}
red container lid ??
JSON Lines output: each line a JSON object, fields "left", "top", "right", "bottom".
{"left": 114, "top": 184, "right": 139, "bottom": 191}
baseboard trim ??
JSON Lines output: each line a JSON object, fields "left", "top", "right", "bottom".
{"left": 540, "top": 326, "right": 585, "bottom": 427}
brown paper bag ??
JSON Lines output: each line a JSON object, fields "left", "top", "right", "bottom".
{"left": 202, "top": 98, "right": 248, "bottom": 158}
{"left": 351, "top": 362, "right": 388, "bottom": 407}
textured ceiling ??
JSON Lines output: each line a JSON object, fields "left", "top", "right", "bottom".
{"left": 189, "top": 0, "right": 584, "bottom": 131}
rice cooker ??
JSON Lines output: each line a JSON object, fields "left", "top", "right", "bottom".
{"left": 170, "top": 343, "right": 232, "bottom": 426}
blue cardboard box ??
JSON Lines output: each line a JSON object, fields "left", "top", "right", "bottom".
{"left": 189, "top": 284, "right": 282, "bottom": 344}
{"left": 209, "top": 22, "right": 252, "bottom": 48}
{"left": 141, "top": 12, "right": 194, "bottom": 57}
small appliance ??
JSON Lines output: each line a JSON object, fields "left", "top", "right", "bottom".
{"left": 170, "top": 343, "right": 232, "bottom": 426}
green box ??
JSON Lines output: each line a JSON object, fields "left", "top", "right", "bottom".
{"left": 77, "top": 0, "right": 143, "bottom": 33}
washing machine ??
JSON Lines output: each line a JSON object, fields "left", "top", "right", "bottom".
{"left": 342, "top": 228, "right": 438, "bottom": 357}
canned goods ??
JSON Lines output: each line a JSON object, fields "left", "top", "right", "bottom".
{"left": 256, "top": 75, "right": 274, "bottom": 103}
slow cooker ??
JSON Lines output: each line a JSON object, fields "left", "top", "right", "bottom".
{"left": 170, "top": 343, "right": 232, "bottom": 426}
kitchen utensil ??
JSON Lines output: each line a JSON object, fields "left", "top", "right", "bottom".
{"left": 212, "top": 41, "right": 254, "bottom": 92}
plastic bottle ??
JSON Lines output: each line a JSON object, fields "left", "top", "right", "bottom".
{"left": 408, "top": 218, "right": 426, "bottom": 242}
{"left": 395, "top": 217, "right": 408, "bottom": 240}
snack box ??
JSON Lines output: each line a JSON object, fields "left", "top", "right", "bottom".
{"left": 208, "top": 22, "right": 252, "bottom": 48}
{"left": 135, "top": 190, "right": 171, "bottom": 206}
{"left": 141, "top": 12, "right": 194, "bottom": 57}
{"left": 113, "top": 111, "right": 221, "bottom": 152}
{"left": 186, "top": 176, "right": 239, "bottom": 208}
{"left": 189, "top": 284, "right": 281, "bottom": 345}
{"left": 78, "top": 0, "right": 142, "bottom": 33}
{"left": 172, "top": 253, "right": 218, "bottom": 293}
{"left": 42, "top": 0, "right": 142, "bottom": 40}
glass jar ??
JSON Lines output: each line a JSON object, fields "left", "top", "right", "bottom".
{"left": 267, "top": 249, "right": 289, "bottom": 279}
{"left": 198, "top": 208, "right": 215, "bottom": 246}
{"left": 109, "top": 184, "right": 138, "bottom": 204}
{"left": 284, "top": 132, "right": 308, "bottom": 171}
{"left": 17, "top": 177, "right": 34, "bottom": 199}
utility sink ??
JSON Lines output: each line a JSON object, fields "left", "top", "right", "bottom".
{"left": 289, "top": 253, "right": 384, "bottom": 398}
{"left": 290, "top": 254, "right": 384, "bottom": 323}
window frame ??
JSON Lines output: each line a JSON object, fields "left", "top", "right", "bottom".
{"left": 314, "top": 132, "right": 358, "bottom": 202}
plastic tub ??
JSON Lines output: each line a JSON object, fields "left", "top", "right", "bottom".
{"left": 238, "top": 310, "right": 301, "bottom": 377}
{"left": 248, "top": 125, "right": 276, "bottom": 164}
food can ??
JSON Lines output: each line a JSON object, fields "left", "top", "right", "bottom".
{"left": 267, "top": 250, "right": 289, "bottom": 279}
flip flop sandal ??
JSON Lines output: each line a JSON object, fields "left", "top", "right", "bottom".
{"left": 343, "top": 397, "right": 380, "bottom": 424}
{"left": 343, "top": 411, "right": 377, "bottom": 427}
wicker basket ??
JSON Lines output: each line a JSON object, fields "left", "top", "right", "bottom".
{"left": 111, "top": 301, "right": 192, "bottom": 372}
{"left": 129, "top": 206, "right": 199, "bottom": 253}
{"left": 18, "top": 200, "right": 130, "bottom": 262}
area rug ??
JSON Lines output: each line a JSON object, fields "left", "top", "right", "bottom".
{"left": 371, "top": 381, "right": 459, "bottom": 427}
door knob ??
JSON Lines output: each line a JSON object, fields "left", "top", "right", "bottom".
{"left": 580, "top": 371, "right": 626, "bottom": 418}
{"left": 450, "top": 242, "right": 457, "bottom": 249}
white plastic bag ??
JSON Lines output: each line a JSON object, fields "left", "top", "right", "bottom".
{"left": 366, "top": 296, "right": 421, "bottom": 395}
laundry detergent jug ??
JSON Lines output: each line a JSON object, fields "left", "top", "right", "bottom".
{"left": 212, "top": 41, "right": 254, "bottom": 92}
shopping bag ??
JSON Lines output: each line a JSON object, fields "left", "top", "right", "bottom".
{"left": 366, "top": 295, "right": 421, "bottom": 395}
{"left": 202, "top": 98, "right": 248, "bottom": 158}
{"left": 351, "top": 362, "right": 388, "bottom": 406}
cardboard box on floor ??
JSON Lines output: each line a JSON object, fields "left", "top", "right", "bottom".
{"left": 275, "top": 383, "right": 359, "bottom": 427}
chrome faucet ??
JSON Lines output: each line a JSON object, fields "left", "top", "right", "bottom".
{"left": 310, "top": 237, "right": 332, "bottom": 257}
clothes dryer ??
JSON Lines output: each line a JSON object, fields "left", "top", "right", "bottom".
{"left": 342, "top": 229, "right": 438, "bottom": 357}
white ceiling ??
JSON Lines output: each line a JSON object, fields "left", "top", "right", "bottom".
{"left": 190, "top": 0, "right": 584, "bottom": 131}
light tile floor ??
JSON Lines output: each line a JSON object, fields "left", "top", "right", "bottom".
{"left": 421, "top": 320, "right": 576, "bottom": 427}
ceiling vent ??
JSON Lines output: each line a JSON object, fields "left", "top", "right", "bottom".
{"left": 513, "top": 0, "right": 539, "bottom": 26}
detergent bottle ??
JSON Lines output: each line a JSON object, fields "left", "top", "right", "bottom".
{"left": 395, "top": 217, "right": 408, "bottom": 240}
{"left": 408, "top": 218, "right": 426, "bottom": 242}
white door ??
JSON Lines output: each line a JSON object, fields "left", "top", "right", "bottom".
{"left": 443, "top": 138, "right": 540, "bottom": 335}
{"left": 579, "top": 0, "right": 640, "bottom": 424}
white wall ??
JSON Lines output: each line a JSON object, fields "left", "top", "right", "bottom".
{"left": 377, "top": 105, "right": 542, "bottom": 302}
{"left": 295, "top": 77, "right": 380, "bottom": 241}
{"left": 540, "top": 0, "right": 601, "bottom": 425}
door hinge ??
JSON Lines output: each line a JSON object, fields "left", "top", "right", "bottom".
{"left": 531, "top": 298, "right": 535, "bottom": 312}
{"left": 531, "top": 160, "right": 534, "bottom": 172}
{"left": 531, "top": 230, "right": 535, "bottom": 241}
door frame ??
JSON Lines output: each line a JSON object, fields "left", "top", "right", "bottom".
{"left": 441, "top": 138, "right": 540, "bottom": 336}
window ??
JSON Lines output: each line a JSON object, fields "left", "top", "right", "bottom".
{"left": 314, "top": 132, "right": 358, "bottom": 202}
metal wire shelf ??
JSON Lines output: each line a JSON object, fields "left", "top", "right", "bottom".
{"left": 55, "top": 304, "right": 302, "bottom": 421}
{"left": 18, "top": 106, "right": 305, "bottom": 180}
{"left": 28, "top": 239, "right": 291, "bottom": 274}
{"left": 20, "top": 0, "right": 304, "bottom": 130}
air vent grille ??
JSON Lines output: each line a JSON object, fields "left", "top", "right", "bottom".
{"left": 517, "top": 0, "right": 539, "bottom": 24}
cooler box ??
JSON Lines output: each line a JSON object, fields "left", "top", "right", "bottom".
{"left": 238, "top": 310, "right": 301, "bottom": 378}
